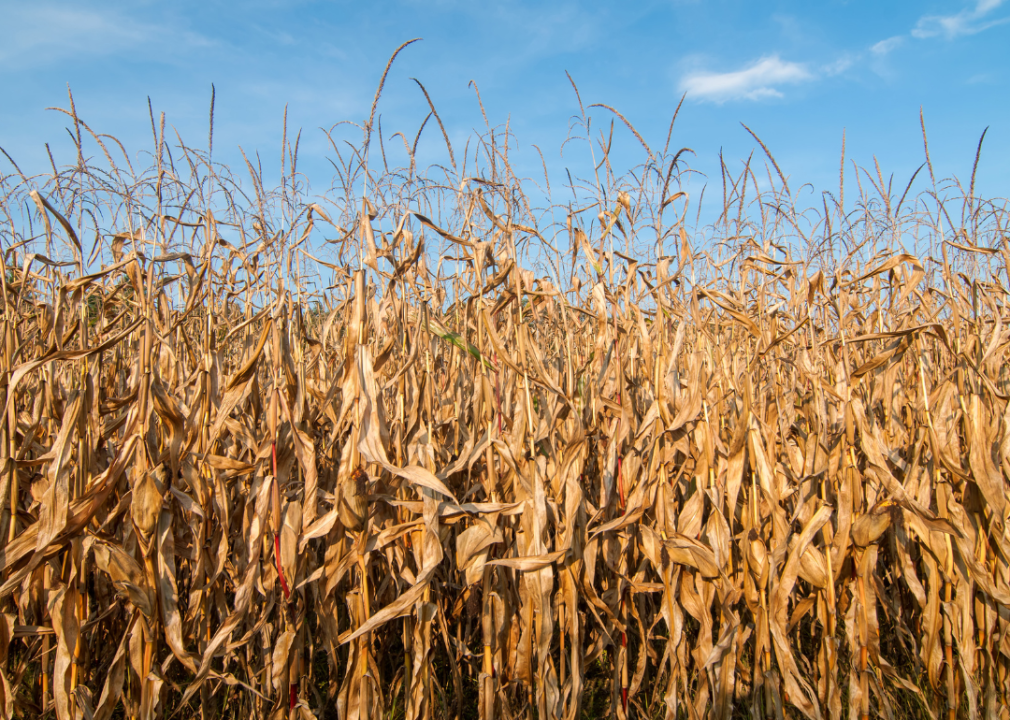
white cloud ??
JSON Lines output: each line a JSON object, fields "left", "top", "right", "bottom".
{"left": 680, "top": 55, "right": 813, "bottom": 103}
{"left": 871, "top": 36, "right": 904, "bottom": 55}
{"left": 912, "top": 0, "right": 1009, "bottom": 39}
{"left": 822, "top": 54, "right": 857, "bottom": 76}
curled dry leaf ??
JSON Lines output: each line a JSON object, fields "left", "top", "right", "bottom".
{"left": 93, "top": 542, "right": 155, "bottom": 619}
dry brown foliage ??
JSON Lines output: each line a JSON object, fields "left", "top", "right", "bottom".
{"left": 0, "top": 85, "right": 1008, "bottom": 720}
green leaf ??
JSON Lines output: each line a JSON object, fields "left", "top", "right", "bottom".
{"left": 425, "top": 315, "right": 495, "bottom": 370}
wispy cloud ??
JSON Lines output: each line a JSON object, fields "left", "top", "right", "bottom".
{"left": 822, "top": 54, "right": 856, "bottom": 76}
{"left": 912, "top": 0, "right": 1009, "bottom": 39}
{"left": 871, "top": 36, "right": 904, "bottom": 55}
{"left": 0, "top": 4, "right": 215, "bottom": 68}
{"left": 680, "top": 55, "right": 813, "bottom": 103}
{"left": 966, "top": 71, "right": 997, "bottom": 83}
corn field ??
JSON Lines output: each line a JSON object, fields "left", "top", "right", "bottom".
{"left": 1, "top": 76, "right": 1010, "bottom": 720}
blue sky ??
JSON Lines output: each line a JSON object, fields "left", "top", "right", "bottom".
{"left": 2, "top": 0, "right": 1008, "bottom": 232}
